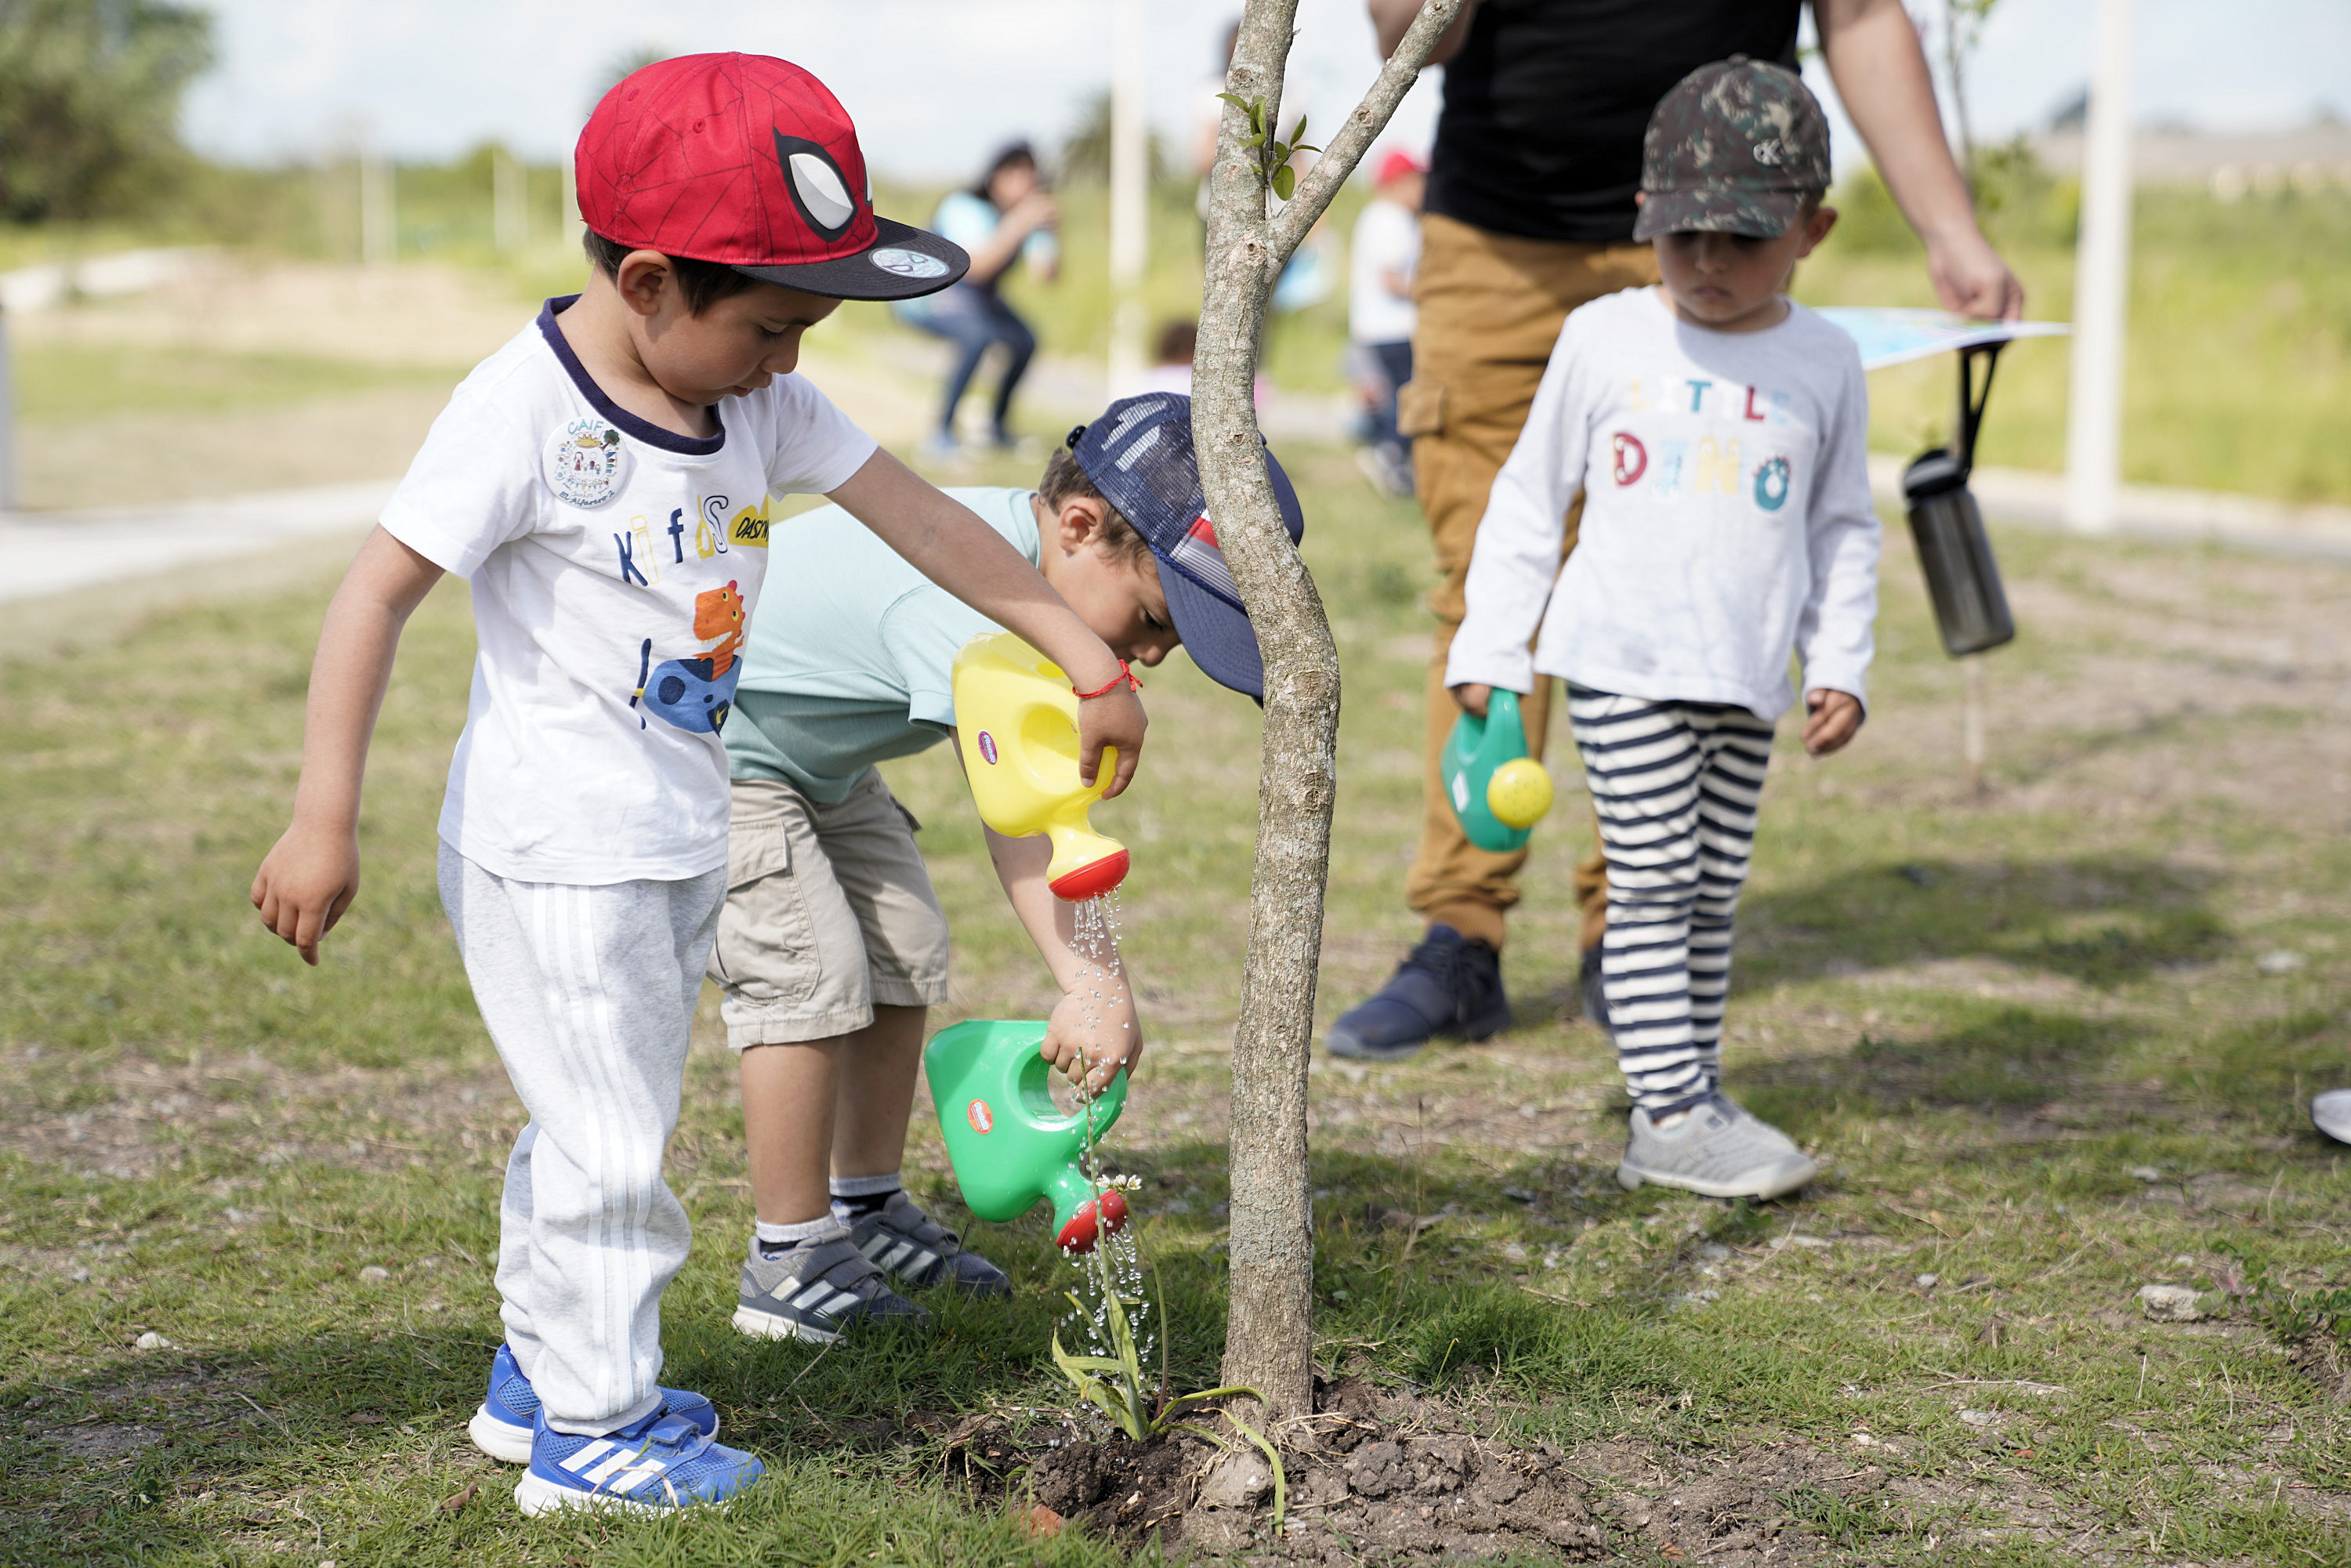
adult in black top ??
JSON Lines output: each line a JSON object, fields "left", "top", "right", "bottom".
{"left": 1427, "top": 0, "right": 1804, "bottom": 242}
{"left": 1378, "top": 0, "right": 2021, "bottom": 313}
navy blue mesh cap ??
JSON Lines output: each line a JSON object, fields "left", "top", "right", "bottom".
{"left": 1067, "top": 393, "right": 1305, "bottom": 702}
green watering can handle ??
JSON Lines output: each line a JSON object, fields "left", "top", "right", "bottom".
{"left": 1483, "top": 687, "right": 1523, "bottom": 744}
{"left": 1016, "top": 1047, "right": 1129, "bottom": 1139}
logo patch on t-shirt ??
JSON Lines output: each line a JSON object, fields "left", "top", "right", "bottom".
{"left": 543, "top": 418, "right": 626, "bottom": 507}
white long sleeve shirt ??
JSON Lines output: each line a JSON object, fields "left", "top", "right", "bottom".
{"left": 1445, "top": 287, "right": 1879, "bottom": 720}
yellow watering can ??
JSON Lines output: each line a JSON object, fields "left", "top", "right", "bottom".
{"left": 951, "top": 632, "right": 1130, "bottom": 901}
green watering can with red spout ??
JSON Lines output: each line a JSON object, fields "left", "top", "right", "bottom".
{"left": 923, "top": 1019, "right": 1132, "bottom": 1253}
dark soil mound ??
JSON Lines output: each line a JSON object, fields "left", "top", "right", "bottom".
{"left": 940, "top": 1378, "right": 1902, "bottom": 1562}
{"left": 945, "top": 1378, "right": 1597, "bottom": 1561}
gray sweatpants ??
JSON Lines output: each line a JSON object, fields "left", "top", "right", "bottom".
{"left": 437, "top": 843, "right": 724, "bottom": 1434}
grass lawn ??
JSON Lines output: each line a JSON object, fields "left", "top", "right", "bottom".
{"left": 3, "top": 444, "right": 2350, "bottom": 1566}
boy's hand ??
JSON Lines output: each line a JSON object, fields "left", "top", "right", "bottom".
{"left": 1451, "top": 682, "right": 1492, "bottom": 719}
{"left": 251, "top": 823, "right": 362, "bottom": 965}
{"left": 1802, "top": 688, "right": 1864, "bottom": 756}
{"left": 1042, "top": 980, "right": 1143, "bottom": 1095}
{"left": 1077, "top": 682, "right": 1147, "bottom": 799}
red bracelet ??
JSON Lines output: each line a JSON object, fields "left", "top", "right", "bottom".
{"left": 1073, "top": 661, "right": 1142, "bottom": 700}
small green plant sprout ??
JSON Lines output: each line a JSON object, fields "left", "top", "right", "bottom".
{"left": 1215, "top": 93, "right": 1320, "bottom": 201}
{"left": 1049, "top": 1217, "right": 1288, "bottom": 1525}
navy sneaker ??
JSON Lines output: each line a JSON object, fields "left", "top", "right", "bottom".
{"left": 469, "top": 1342, "right": 717, "bottom": 1465}
{"left": 733, "top": 1226, "right": 933, "bottom": 1344}
{"left": 1579, "top": 943, "right": 1611, "bottom": 1036}
{"left": 513, "top": 1408, "right": 762, "bottom": 1516}
{"left": 1325, "top": 925, "right": 1509, "bottom": 1062}
{"left": 847, "top": 1191, "right": 1012, "bottom": 1298}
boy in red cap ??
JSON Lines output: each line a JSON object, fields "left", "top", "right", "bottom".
{"left": 249, "top": 54, "right": 1147, "bottom": 1514}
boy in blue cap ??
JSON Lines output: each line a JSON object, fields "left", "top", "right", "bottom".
{"left": 708, "top": 393, "right": 1305, "bottom": 1342}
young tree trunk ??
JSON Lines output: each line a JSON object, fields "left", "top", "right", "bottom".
{"left": 1192, "top": 0, "right": 1469, "bottom": 1426}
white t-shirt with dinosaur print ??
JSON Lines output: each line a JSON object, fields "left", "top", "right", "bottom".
{"left": 381, "top": 296, "right": 876, "bottom": 885}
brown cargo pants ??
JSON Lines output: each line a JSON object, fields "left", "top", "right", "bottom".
{"left": 1397, "top": 212, "right": 1658, "bottom": 953}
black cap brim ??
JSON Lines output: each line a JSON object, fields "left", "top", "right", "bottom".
{"left": 730, "top": 215, "right": 969, "bottom": 301}
{"left": 1632, "top": 186, "right": 1804, "bottom": 242}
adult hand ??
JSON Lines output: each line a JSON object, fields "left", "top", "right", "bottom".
{"left": 1451, "top": 682, "right": 1492, "bottom": 719}
{"left": 251, "top": 823, "right": 361, "bottom": 966}
{"left": 1802, "top": 689, "right": 1865, "bottom": 756}
{"left": 1926, "top": 226, "right": 2025, "bottom": 321}
{"left": 1076, "top": 682, "right": 1147, "bottom": 798}
{"left": 1007, "top": 190, "right": 1059, "bottom": 237}
{"left": 1041, "top": 980, "right": 1143, "bottom": 1094}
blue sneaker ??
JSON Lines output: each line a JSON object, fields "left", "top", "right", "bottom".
{"left": 1325, "top": 925, "right": 1509, "bottom": 1062}
{"left": 514, "top": 1408, "right": 763, "bottom": 1515}
{"left": 469, "top": 1343, "right": 718, "bottom": 1465}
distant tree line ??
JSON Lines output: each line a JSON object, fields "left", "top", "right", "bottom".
{"left": 0, "top": 0, "right": 214, "bottom": 223}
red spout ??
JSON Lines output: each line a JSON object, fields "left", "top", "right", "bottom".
{"left": 1048, "top": 849, "right": 1129, "bottom": 902}
{"left": 1055, "top": 1187, "right": 1133, "bottom": 1255}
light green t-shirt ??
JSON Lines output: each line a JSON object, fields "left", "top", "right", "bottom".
{"left": 725, "top": 486, "right": 1040, "bottom": 803}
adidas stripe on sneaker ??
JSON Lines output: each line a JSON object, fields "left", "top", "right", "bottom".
{"left": 513, "top": 1410, "right": 762, "bottom": 1515}
{"left": 733, "top": 1224, "right": 931, "bottom": 1343}
{"left": 468, "top": 1342, "right": 717, "bottom": 1465}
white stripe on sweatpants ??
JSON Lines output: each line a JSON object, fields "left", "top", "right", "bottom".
{"left": 438, "top": 843, "right": 723, "bottom": 1436}
{"left": 1568, "top": 687, "right": 1776, "bottom": 1113}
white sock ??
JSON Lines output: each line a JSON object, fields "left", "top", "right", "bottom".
{"left": 753, "top": 1215, "right": 834, "bottom": 1255}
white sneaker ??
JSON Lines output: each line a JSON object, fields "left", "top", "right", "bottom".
{"left": 1617, "top": 1093, "right": 1818, "bottom": 1200}
{"left": 2313, "top": 1088, "right": 2351, "bottom": 1146}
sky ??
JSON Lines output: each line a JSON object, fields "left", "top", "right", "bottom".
{"left": 180, "top": 0, "right": 2351, "bottom": 181}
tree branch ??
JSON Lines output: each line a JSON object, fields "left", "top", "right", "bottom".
{"left": 1269, "top": 0, "right": 1469, "bottom": 263}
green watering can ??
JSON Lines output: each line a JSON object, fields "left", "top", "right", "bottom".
{"left": 1440, "top": 688, "right": 1556, "bottom": 853}
{"left": 922, "top": 1019, "right": 1132, "bottom": 1253}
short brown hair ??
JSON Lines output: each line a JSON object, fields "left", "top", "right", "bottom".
{"left": 582, "top": 230, "right": 763, "bottom": 315}
{"left": 1038, "top": 448, "right": 1153, "bottom": 568}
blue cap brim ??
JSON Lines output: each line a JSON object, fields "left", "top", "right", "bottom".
{"left": 1158, "top": 561, "right": 1265, "bottom": 701}
{"left": 1148, "top": 451, "right": 1302, "bottom": 704}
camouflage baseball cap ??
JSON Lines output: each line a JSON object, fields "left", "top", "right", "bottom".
{"left": 1633, "top": 56, "right": 1832, "bottom": 241}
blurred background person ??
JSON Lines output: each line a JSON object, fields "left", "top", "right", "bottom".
{"left": 1118, "top": 317, "right": 1199, "bottom": 399}
{"left": 1349, "top": 147, "right": 1425, "bottom": 497}
{"left": 897, "top": 141, "right": 1060, "bottom": 458}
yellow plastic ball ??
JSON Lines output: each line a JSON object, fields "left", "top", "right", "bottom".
{"left": 1487, "top": 758, "right": 1555, "bottom": 829}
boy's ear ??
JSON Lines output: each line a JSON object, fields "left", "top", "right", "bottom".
{"left": 1051, "top": 494, "right": 1109, "bottom": 554}
{"left": 613, "top": 251, "right": 675, "bottom": 317}
{"left": 1795, "top": 204, "right": 1838, "bottom": 259}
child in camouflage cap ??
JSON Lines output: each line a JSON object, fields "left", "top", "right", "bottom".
{"left": 1444, "top": 57, "right": 1878, "bottom": 1201}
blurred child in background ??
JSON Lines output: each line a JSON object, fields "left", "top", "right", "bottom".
{"left": 1349, "top": 147, "right": 1425, "bottom": 498}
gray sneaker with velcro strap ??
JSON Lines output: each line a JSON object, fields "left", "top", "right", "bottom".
{"left": 732, "top": 1225, "right": 932, "bottom": 1345}
{"left": 846, "top": 1191, "right": 1012, "bottom": 1298}
{"left": 1616, "top": 1092, "right": 1819, "bottom": 1200}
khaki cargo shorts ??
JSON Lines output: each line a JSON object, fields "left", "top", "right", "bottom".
{"left": 707, "top": 771, "right": 951, "bottom": 1048}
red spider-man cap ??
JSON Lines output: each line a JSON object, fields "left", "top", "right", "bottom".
{"left": 575, "top": 53, "right": 968, "bottom": 301}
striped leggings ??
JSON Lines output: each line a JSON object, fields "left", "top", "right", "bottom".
{"left": 1567, "top": 686, "right": 1776, "bottom": 1113}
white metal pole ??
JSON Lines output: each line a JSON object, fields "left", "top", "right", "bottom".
{"left": 494, "top": 147, "right": 526, "bottom": 254}
{"left": 360, "top": 151, "right": 396, "bottom": 266}
{"left": 563, "top": 149, "right": 585, "bottom": 249}
{"left": 0, "top": 302, "right": 16, "bottom": 512}
{"left": 1107, "top": 0, "right": 1149, "bottom": 393}
{"left": 2063, "top": 0, "right": 2135, "bottom": 534}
